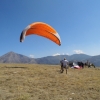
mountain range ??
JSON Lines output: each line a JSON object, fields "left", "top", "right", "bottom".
{"left": 0, "top": 51, "right": 100, "bottom": 67}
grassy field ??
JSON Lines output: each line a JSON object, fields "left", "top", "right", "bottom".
{"left": 0, "top": 63, "right": 100, "bottom": 100}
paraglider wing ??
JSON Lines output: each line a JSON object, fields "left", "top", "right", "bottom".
{"left": 20, "top": 22, "right": 61, "bottom": 46}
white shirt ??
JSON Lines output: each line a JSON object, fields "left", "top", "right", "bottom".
{"left": 62, "top": 59, "right": 69, "bottom": 66}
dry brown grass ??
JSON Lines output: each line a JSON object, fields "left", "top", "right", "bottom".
{"left": 0, "top": 63, "right": 100, "bottom": 100}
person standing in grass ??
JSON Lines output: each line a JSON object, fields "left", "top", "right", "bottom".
{"left": 60, "top": 58, "right": 69, "bottom": 74}
{"left": 60, "top": 60, "right": 63, "bottom": 72}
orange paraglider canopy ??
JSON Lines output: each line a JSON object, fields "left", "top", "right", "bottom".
{"left": 20, "top": 22, "right": 61, "bottom": 46}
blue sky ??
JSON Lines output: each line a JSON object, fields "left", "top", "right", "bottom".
{"left": 0, "top": 0, "right": 100, "bottom": 58}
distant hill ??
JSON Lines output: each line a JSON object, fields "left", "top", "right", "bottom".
{"left": 0, "top": 51, "right": 100, "bottom": 67}
{"left": 35, "top": 55, "right": 69, "bottom": 64}
{"left": 68, "top": 54, "right": 91, "bottom": 61}
{"left": 85, "top": 55, "right": 100, "bottom": 67}
{"left": 35, "top": 54, "right": 91, "bottom": 64}
{"left": 0, "top": 51, "right": 36, "bottom": 63}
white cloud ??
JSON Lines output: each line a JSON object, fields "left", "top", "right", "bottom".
{"left": 66, "top": 53, "right": 69, "bottom": 55}
{"left": 53, "top": 53, "right": 69, "bottom": 56}
{"left": 62, "top": 53, "right": 64, "bottom": 55}
{"left": 62, "top": 53, "right": 69, "bottom": 55}
{"left": 53, "top": 53, "right": 60, "bottom": 56}
{"left": 73, "top": 50, "right": 84, "bottom": 54}
{"left": 29, "top": 54, "right": 34, "bottom": 58}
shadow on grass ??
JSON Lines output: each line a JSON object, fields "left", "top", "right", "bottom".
{"left": 56, "top": 69, "right": 63, "bottom": 74}
{"left": 4, "top": 66, "right": 27, "bottom": 69}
